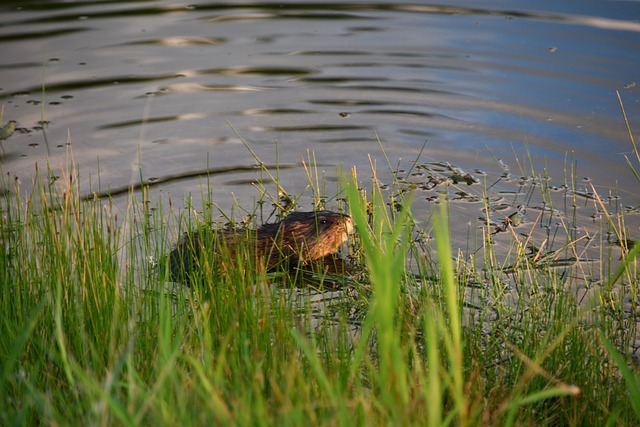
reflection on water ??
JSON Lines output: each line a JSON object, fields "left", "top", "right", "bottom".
{"left": 1, "top": 1, "right": 639, "bottom": 223}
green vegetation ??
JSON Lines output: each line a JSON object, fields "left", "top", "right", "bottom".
{"left": 1, "top": 124, "right": 639, "bottom": 426}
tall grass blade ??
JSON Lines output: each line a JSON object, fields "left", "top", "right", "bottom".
{"left": 601, "top": 334, "right": 640, "bottom": 422}
{"left": 432, "top": 200, "right": 467, "bottom": 425}
{"left": 0, "top": 300, "right": 46, "bottom": 393}
{"left": 345, "top": 168, "right": 412, "bottom": 414}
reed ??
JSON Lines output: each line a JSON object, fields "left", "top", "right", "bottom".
{"left": 1, "top": 127, "right": 639, "bottom": 425}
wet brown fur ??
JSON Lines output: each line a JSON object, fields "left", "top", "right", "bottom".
{"left": 168, "top": 210, "right": 352, "bottom": 282}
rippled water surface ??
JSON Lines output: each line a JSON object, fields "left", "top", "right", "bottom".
{"left": 2, "top": 1, "right": 640, "bottom": 224}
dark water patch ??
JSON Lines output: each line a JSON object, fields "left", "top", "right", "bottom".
{"left": 0, "top": 73, "right": 186, "bottom": 101}
{"left": 0, "top": 27, "right": 88, "bottom": 42}
{"left": 333, "top": 84, "right": 457, "bottom": 95}
{"left": 202, "top": 11, "right": 374, "bottom": 22}
{"left": 197, "top": 66, "right": 316, "bottom": 77}
{"left": 9, "top": 4, "right": 197, "bottom": 24}
{"left": 346, "top": 25, "right": 385, "bottom": 32}
{"left": 3, "top": 0, "right": 152, "bottom": 12}
{"left": 294, "top": 76, "right": 388, "bottom": 84}
{"left": 254, "top": 124, "right": 371, "bottom": 133}
{"left": 287, "top": 50, "right": 374, "bottom": 57}
{"left": 82, "top": 162, "right": 301, "bottom": 201}
{"left": 396, "top": 128, "right": 438, "bottom": 139}
{"left": 360, "top": 109, "right": 451, "bottom": 120}
{"left": 98, "top": 115, "right": 187, "bottom": 130}
{"left": 308, "top": 99, "right": 389, "bottom": 106}
{"left": 0, "top": 61, "right": 45, "bottom": 70}
{"left": 242, "top": 108, "right": 314, "bottom": 115}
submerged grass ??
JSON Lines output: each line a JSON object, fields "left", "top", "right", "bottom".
{"left": 1, "top": 124, "right": 640, "bottom": 426}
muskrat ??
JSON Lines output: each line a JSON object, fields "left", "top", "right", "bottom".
{"left": 167, "top": 210, "right": 353, "bottom": 282}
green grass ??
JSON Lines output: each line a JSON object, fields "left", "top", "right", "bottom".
{"left": 1, "top": 126, "right": 639, "bottom": 426}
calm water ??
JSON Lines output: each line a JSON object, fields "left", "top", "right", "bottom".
{"left": 1, "top": 1, "right": 639, "bottom": 235}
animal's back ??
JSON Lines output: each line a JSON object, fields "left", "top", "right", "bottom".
{"left": 167, "top": 210, "right": 352, "bottom": 282}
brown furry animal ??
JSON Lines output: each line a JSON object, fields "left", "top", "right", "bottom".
{"left": 167, "top": 210, "right": 352, "bottom": 282}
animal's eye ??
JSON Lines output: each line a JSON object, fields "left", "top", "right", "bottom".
{"left": 320, "top": 219, "right": 327, "bottom": 225}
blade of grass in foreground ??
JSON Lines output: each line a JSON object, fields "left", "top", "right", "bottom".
{"left": 432, "top": 200, "right": 467, "bottom": 425}
{"left": 0, "top": 300, "right": 46, "bottom": 395}
{"left": 423, "top": 303, "right": 442, "bottom": 427}
{"left": 601, "top": 334, "right": 640, "bottom": 422}
{"left": 344, "top": 168, "right": 411, "bottom": 415}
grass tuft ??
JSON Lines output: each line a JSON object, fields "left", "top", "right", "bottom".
{"left": 1, "top": 123, "right": 639, "bottom": 425}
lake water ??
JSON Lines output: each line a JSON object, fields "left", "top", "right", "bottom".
{"left": 2, "top": 0, "right": 639, "bottom": 354}
{"left": 2, "top": 0, "right": 639, "bottom": 206}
